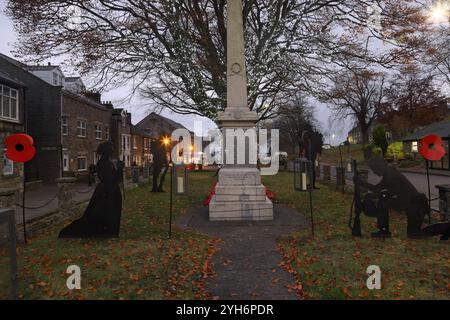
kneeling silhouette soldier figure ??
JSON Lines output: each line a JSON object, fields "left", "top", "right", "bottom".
{"left": 354, "top": 157, "right": 449, "bottom": 239}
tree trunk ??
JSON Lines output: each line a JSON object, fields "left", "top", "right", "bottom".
{"left": 157, "top": 163, "right": 169, "bottom": 192}
{"left": 152, "top": 165, "right": 162, "bottom": 192}
{"left": 361, "top": 126, "right": 370, "bottom": 144}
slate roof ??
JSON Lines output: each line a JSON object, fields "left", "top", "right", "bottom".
{"left": 136, "top": 112, "right": 191, "bottom": 139}
{"left": 0, "top": 69, "right": 26, "bottom": 87}
{"left": 65, "top": 77, "right": 81, "bottom": 82}
{"left": 402, "top": 119, "right": 450, "bottom": 141}
{"left": 27, "top": 65, "right": 59, "bottom": 71}
{"left": 131, "top": 124, "right": 153, "bottom": 138}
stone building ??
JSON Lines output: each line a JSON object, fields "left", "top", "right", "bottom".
{"left": 111, "top": 108, "right": 132, "bottom": 167}
{"left": 0, "top": 69, "right": 26, "bottom": 191}
{"left": 0, "top": 53, "right": 63, "bottom": 184}
{"left": 0, "top": 53, "right": 133, "bottom": 183}
{"left": 61, "top": 91, "right": 113, "bottom": 176}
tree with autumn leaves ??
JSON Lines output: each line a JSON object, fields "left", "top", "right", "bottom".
{"left": 378, "top": 65, "right": 447, "bottom": 137}
{"left": 5, "top": 0, "right": 429, "bottom": 123}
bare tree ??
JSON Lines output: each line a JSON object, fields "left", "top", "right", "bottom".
{"left": 272, "top": 94, "right": 317, "bottom": 154}
{"left": 6, "top": 0, "right": 428, "bottom": 122}
{"left": 321, "top": 69, "right": 387, "bottom": 144}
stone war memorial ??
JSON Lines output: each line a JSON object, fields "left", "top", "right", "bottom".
{"left": 209, "top": 0, "right": 274, "bottom": 221}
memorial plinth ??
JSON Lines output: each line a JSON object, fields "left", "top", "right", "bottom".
{"left": 209, "top": 0, "right": 273, "bottom": 221}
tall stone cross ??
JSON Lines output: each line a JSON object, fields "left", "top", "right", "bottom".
{"left": 209, "top": 0, "right": 274, "bottom": 221}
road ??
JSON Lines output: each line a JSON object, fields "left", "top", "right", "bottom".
{"left": 329, "top": 167, "right": 449, "bottom": 210}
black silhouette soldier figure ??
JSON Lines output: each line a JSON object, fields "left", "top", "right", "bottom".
{"left": 354, "top": 156, "right": 429, "bottom": 239}
{"left": 300, "top": 130, "right": 323, "bottom": 189}
{"left": 59, "top": 141, "right": 122, "bottom": 238}
{"left": 150, "top": 136, "right": 169, "bottom": 192}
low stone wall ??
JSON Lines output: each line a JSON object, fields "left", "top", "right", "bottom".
{"left": 25, "top": 180, "right": 43, "bottom": 191}
{"left": 16, "top": 203, "right": 85, "bottom": 242}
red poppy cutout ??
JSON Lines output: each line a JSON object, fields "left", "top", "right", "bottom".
{"left": 419, "top": 134, "right": 446, "bottom": 161}
{"left": 4, "top": 133, "right": 36, "bottom": 163}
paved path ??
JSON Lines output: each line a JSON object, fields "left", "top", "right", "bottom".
{"left": 176, "top": 205, "right": 309, "bottom": 300}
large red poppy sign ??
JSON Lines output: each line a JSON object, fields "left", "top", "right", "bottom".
{"left": 4, "top": 133, "right": 36, "bottom": 163}
{"left": 419, "top": 134, "right": 446, "bottom": 161}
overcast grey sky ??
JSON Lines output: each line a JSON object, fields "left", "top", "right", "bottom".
{"left": 0, "top": 0, "right": 347, "bottom": 144}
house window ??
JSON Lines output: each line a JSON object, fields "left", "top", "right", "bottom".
{"left": 412, "top": 141, "right": 418, "bottom": 153}
{"left": 63, "top": 154, "right": 69, "bottom": 171}
{"left": 133, "top": 136, "right": 138, "bottom": 149}
{"left": 77, "top": 156, "right": 87, "bottom": 171}
{"left": 0, "top": 85, "right": 19, "bottom": 121}
{"left": 62, "top": 117, "right": 68, "bottom": 136}
{"left": 3, "top": 155, "right": 14, "bottom": 175}
{"left": 95, "top": 124, "right": 102, "bottom": 140}
{"left": 77, "top": 120, "right": 87, "bottom": 137}
{"left": 105, "top": 127, "right": 109, "bottom": 140}
{"left": 53, "top": 73, "right": 58, "bottom": 85}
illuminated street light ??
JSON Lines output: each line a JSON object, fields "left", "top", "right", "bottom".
{"left": 162, "top": 137, "right": 170, "bottom": 146}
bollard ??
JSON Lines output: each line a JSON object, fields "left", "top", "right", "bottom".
{"left": 436, "top": 184, "right": 450, "bottom": 222}
{"left": 142, "top": 166, "right": 149, "bottom": 180}
{"left": 336, "top": 167, "right": 346, "bottom": 186}
{"left": 131, "top": 167, "right": 140, "bottom": 184}
{"left": 357, "top": 169, "right": 369, "bottom": 183}
{"left": 322, "top": 165, "right": 331, "bottom": 181}
{"left": 56, "top": 177, "right": 77, "bottom": 217}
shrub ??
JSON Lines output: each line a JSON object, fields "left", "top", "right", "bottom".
{"left": 386, "top": 142, "right": 405, "bottom": 161}
{"left": 363, "top": 144, "right": 382, "bottom": 160}
{"left": 372, "top": 125, "right": 389, "bottom": 157}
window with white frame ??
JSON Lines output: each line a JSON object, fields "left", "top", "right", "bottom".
{"left": 63, "top": 154, "right": 69, "bottom": 171}
{"left": 53, "top": 73, "right": 58, "bottom": 85}
{"left": 77, "top": 156, "right": 87, "bottom": 171}
{"left": 412, "top": 141, "right": 418, "bottom": 153}
{"left": 133, "top": 136, "right": 138, "bottom": 149}
{"left": 77, "top": 120, "right": 87, "bottom": 137}
{"left": 1, "top": 85, "right": 19, "bottom": 121}
{"left": 105, "top": 127, "right": 109, "bottom": 140}
{"left": 95, "top": 124, "right": 102, "bottom": 140}
{"left": 62, "top": 117, "right": 68, "bottom": 136}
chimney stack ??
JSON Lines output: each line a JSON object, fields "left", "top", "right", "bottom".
{"left": 84, "top": 91, "right": 102, "bottom": 103}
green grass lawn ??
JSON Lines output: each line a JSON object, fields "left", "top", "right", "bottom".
{"left": 17, "top": 171, "right": 218, "bottom": 300}
{"left": 14, "top": 170, "right": 449, "bottom": 300}
{"left": 320, "top": 144, "right": 366, "bottom": 166}
{"left": 263, "top": 172, "right": 449, "bottom": 300}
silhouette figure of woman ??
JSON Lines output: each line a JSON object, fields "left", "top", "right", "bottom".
{"left": 59, "top": 142, "right": 122, "bottom": 238}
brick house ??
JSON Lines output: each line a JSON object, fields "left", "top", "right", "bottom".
{"left": 136, "top": 112, "right": 195, "bottom": 160}
{"left": 0, "top": 70, "right": 26, "bottom": 191}
{"left": 131, "top": 125, "right": 153, "bottom": 167}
